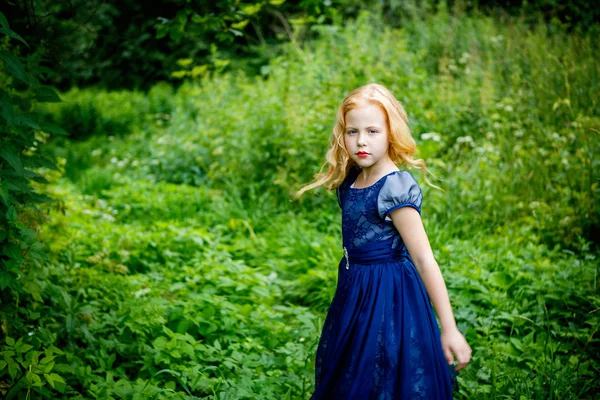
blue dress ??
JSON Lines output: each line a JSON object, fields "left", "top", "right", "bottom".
{"left": 310, "top": 165, "right": 458, "bottom": 399}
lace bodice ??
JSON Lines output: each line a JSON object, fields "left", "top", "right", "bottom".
{"left": 336, "top": 165, "right": 423, "bottom": 250}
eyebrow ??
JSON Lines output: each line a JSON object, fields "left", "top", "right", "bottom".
{"left": 345, "top": 125, "right": 382, "bottom": 130}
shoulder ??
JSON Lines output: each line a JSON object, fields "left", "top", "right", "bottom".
{"left": 377, "top": 170, "right": 423, "bottom": 220}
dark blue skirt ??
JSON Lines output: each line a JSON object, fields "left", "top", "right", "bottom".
{"left": 311, "top": 238, "right": 458, "bottom": 399}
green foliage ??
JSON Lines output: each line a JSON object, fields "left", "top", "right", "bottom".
{"left": 5, "top": 0, "right": 599, "bottom": 91}
{"left": 46, "top": 9, "right": 599, "bottom": 249}
{"left": 0, "top": 11, "right": 72, "bottom": 399}
{"left": 41, "top": 88, "right": 150, "bottom": 140}
{"left": 4, "top": 0, "right": 342, "bottom": 90}
{"left": 0, "top": 338, "right": 66, "bottom": 396}
{"left": 32, "top": 174, "right": 599, "bottom": 398}
{"left": 33, "top": 177, "right": 318, "bottom": 399}
{"left": 15, "top": 4, "right": 600, "bottom": 399}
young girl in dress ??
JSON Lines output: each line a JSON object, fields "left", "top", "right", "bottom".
{"left": 295, "top": 83, "right": 472, "bottom": 399}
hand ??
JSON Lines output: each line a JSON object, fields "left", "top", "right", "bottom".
{"left": 441, "top": 327, "right": 472, "bottom": 371}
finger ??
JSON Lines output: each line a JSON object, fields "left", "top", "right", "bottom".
{"left": 455, "top": 351, "right": 471, "bottom": 371}
{"left": 442, "top": 346, "right": 454, "bottom": 366}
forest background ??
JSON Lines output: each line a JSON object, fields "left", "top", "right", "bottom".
{"left": 0, "top": 0, "right": 599, "bottom": 398}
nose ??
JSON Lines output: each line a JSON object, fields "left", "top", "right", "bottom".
{"left": 357, "top": 132, "right": 367, "bottom": 146}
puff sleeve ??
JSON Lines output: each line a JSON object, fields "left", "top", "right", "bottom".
{"left": 377, "top": 171, "right": 423, "bottom": 222}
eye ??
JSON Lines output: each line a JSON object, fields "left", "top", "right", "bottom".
{"left": 346, "top": 129, "right": 357, "bottom": 135}
{"left": 369, "top": 129, "right": 378, "bottom": 134}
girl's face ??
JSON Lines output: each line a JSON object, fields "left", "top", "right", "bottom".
{"left": 344, "top": 103, "right": 391, "bottom": 170}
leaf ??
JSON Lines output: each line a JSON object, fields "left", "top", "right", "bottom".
{"left": 175, "top": 318, "right": 189, "bottom": 334}
{"left": 176, "top": 58, "right": 193, "bottom": 67}
{"left": 569, "top": 355, "right": 579, "bottom": 365}
{"left": 39, "top": 361, "right": 55, "bottom": 374}
{"left": 230, "top": 20, "right": 249, "bottom": 30}
{"left": 40, "top": 356, "right": 56, "bottom": 365}
{"left": 0, "top": 12, "right": 9, "bottom": 30}
{"left": 0, "top": 12, "right": 29, "bottom": 47}
{"left": 0, "top": 143, "right": 24, "bottom": 174}
{"left": 0, "top": 50, "right": 27, "bottom": 82}
{"left": 0, "top": 169, "right": 37, "bottom": 179}
{"left": 26, "top": 370, "right": 41, "bottom": 385}
{"left": 0, "top": 180, "right": 8, "bottom": 203}
{"left": 37, "top": 120, "right": 68, "bottom": 136}
{"left": 489, "top": 271, "right": 513, "bottom": 289}
{"left": 0, "top": 272, "right": 12, "bottom": 290}
{"left": 5, "top": 336, "right": 14, "bottom": 346}
{"left": 49, "top": 372, "right": 64, "bottom": 383}
{"left": 152, "top": 336, "right": 168, "bottom": 350}
{"left": 35, "top": 86, "right": 62, "bottom": 103}
{"left": 0, "top": 91, "right": 17, "bottom": 126}
{"left": 30, "top": 154, "right": 61, "bottom": 171}
{"left": 44, "top": 373, "right": 55, "bottom": 388}
{"left": 240, "top": 4, "right": 262, "bottom": 16}
{"left": 15, "top": 114, "right": 41, "bottom": 130}
{"left": 16, "top": 343, "right": 33, "bottom": 353}
{"left": 171, "top": 70, "right": 188, "bottom": 79}
{"left": 155, "top": 23, "right": 169, "bottom": 39}
{"left": 6, "top": 206, "right": 18, "bottom": 223}
{"left": 509, "top": 337, "right": 523, "bottom": 351}
{"left": 8, "top": 361, "right": 19, "bottom": 380}
{"left": 202, "top": 305, "right": 215, "bottom": 319}
{"left": 229, "top": 28, "right": 243, "bottom": 37}
{"left": 2, "top": 258, "right": 22, "bottom": 271}
{"left": 141, "top": 369, "right": 182, "bottom": 393}
{"left": 46, "top": 346, "right": 64, "bottom": 356}
{"left": 231, "top": 350, "right": 243, "bottom": 362}
{"left": 30, "top": 175, "right": 50, "bottom": 184}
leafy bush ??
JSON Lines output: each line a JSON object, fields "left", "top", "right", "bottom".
{"left": 0, "top": 11, "right": 70, "bottom": 399}
{"left": 29, "top": 6, "right": 600, "bottom": 399}
{"left": 47, "top": 10, "right": 599, "bottom": 249}
{"left": 33, "top": 173, "right": 599, "bottom": 398}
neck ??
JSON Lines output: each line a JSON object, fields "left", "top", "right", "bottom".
{"left": 355, "top": 158, "right": 397, "bottom": 183}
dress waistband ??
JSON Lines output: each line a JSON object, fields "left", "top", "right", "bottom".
{"left": 342, "top": 238, "right": 409, "bottom": 269}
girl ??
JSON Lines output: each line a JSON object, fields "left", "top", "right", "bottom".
{"left": 295, "top": 83, "right": 471, "bottom": 399}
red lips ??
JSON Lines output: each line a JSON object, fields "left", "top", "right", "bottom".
{"left": 357, "top": 152, "right": 369, "bottom": 158}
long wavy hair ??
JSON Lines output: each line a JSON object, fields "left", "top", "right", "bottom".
{"left": 294, "top": 83, "right": 438, "bottom": 199}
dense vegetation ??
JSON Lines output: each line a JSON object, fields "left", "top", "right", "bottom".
{"left": 1, "top": 1, "right": 599, "bottom": 399}
{"left": 3, "top": 0, "right": 599, "bottom": 90}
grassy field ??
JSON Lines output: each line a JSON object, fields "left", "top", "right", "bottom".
{"left": 19, "top": 7, "right": 600, "bottom": 399}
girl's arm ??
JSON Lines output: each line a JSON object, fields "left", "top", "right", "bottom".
{"left": 389, "top": 206, "right": 472, "bottom": 370}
